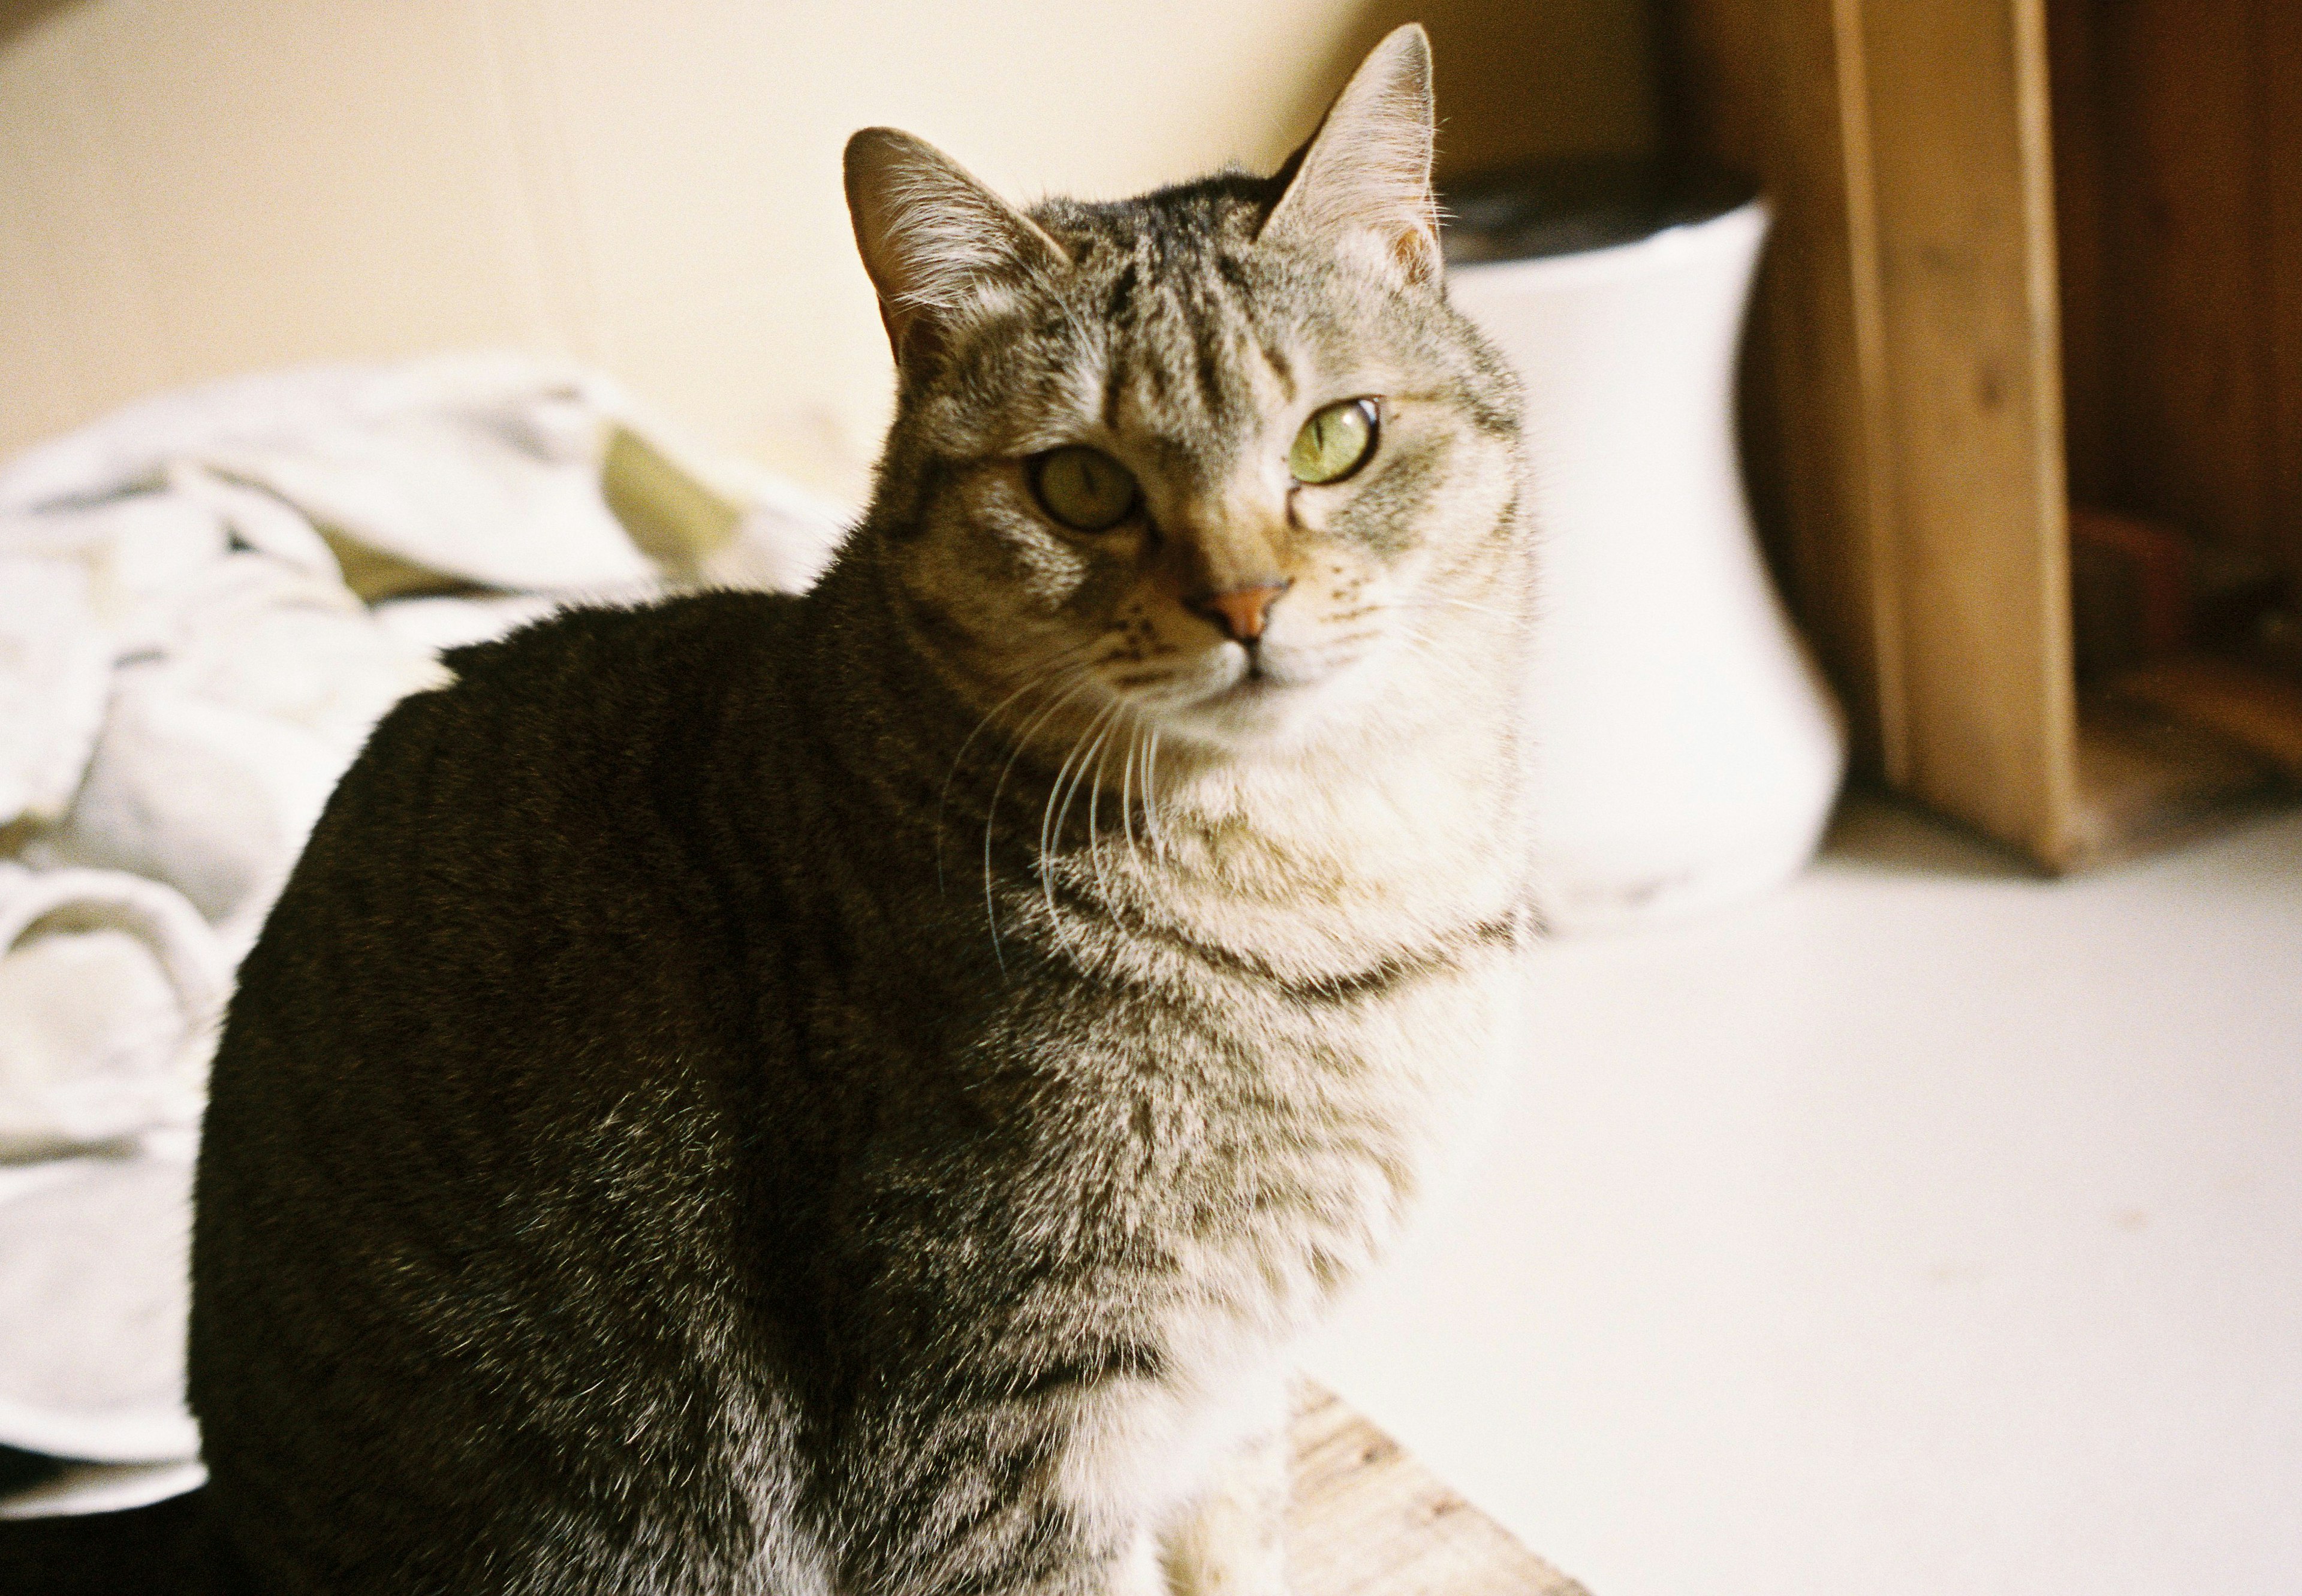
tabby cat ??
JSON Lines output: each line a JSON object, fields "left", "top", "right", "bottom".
{"left": 185, "top": 25, "right": 1533, "bottom": 1595}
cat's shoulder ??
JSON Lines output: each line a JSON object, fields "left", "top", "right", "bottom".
{"left": 339, "top": 587, "right": 807, "bottom": 813}
{"left": 436, "top": 587, "right": 801, "bottom": 699}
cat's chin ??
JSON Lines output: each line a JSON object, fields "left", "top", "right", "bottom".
{"left": 1143, "top": 662, "right": 1369, "bottom": 756}
{"left": 1162, "top": 680, "right": 1297, "bottom": 743}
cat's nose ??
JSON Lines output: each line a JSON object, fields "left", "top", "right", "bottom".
{"left": 1189, "top": 580, "right": 1292, "bottom": 644}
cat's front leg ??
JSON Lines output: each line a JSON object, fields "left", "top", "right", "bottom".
{"left": 1156, "top": 1416, "right": 1290, "bottom": 1596}
{"left": 1108, "top": 1526, "right": 1171, "bottom": 1596}
{"left": 959, "top": 1516, "right": 1168, "bottom": 1596}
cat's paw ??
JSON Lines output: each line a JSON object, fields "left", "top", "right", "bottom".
{"left": 1161, "top": 1542, "right": 1286, "bottom": 1596}
{"left": 1158, "top": 1500, "right": 1286, "bottom": 1596}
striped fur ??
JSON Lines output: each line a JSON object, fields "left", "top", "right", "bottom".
{"left": 187, "top": 26, "right": 1533, "bottom": 1595}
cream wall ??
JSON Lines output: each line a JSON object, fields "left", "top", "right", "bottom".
{"left": 0, "top": 0, "right": 1656, "bottom": 502}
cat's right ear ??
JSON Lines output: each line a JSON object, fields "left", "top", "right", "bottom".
{"left": 1258, "top": 25, "right": 1441, "bottom": 286}
{"left": 844, "top": 128, "right": 1069, "bottom": 374}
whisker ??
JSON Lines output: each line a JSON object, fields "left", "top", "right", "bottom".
{"left": 1120, "top": 704, "right": 1159, "bottom": 877}
{"left": 1421, "top": 596, "right": 1526, "bottom": 624}
{"left": 1039, "top": 701, "right": 1104, "bottom": 879}
{"left": 936, "top": 664, "right": 1080, "bottom": 898}
{"left": 1084, "top": 708, "right": 1125, "bottom": 898}
{"left": 1039, "top": 696, "right": 1123, "bottom": 928}
{"left": 1118, "top": 708, "right": 1140, "bottom": 865}
{"left": 1063, "top": 701, "right": 1125, "bottom": 841}
{"left": 1037, "top": 705, "right": 1095, "bottom": 918}
{"left": 1393, "top": 620, "right": 1487, "bottom": 678}
{"left": 1143, "top": 722, "right": 1164, "bottom": 850}
{"left": 983, "top": 676, "right": 1097, "bottom": 975}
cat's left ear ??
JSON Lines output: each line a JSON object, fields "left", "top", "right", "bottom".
{"left": 1258, "top": 24, "right": 1441, "bottom": 286}
{"left": 845, "top": 127, "right": 1071, "bottom": 373}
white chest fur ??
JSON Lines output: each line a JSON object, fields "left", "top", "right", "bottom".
{"left": 1048, "top": 942, "right": 1525, "bottom": 1538}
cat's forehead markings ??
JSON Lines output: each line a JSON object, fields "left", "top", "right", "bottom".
{"left": 1098, "top": 349, "right": 1128, "bottom": 434}
{"left": 1057, "top": 338, "right": 1110, "bottom": 438}
{"left": 1258, "top": 339, "right": 1297, "bottom": 406}
{"left": 1104, "top": 260, "right": 1140, "bottom": 324}
{"left": 1048, "top": 219, "right": 1315, "bottom": 456}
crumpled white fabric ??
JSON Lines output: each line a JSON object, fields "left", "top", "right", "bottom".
{"left": 0, "top": 865, "right": 226, "bottom": 1158}
{"left": 23, "top": 554, "right": 447, "bottom": 946}
{"left": 0, "top": 1147, "right": 203, "bottom": 1476}
{"left": 0, "top": 353, "right": 851, "bottom": 1503}
{"left": 11, "top": 355, "right": 633, "bottom": 593}
{"left": 0, "top": 562, "right": 113, "bottom": 831}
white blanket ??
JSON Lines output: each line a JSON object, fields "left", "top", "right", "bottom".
{"left": 0, "top": 354, "right": 849, "bottom": 1513}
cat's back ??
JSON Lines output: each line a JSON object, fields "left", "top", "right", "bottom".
{"left": 225, "top": 588, "right": 800, "bottom": 1066}
{"left": 189, "top": 589, "right": 813, "bottom": 1594}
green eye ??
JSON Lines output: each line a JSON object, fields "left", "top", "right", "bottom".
{"left": 1289, "top": 398, "right": 1379, "bottom": 484}
{"left": 1029, "top": 445, "right": 1138, "bottom": 533}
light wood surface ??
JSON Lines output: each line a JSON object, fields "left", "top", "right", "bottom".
{"left": 1860, "top": 0, "right": 2079, "bottom": 861}
{"left": 1289, "top": 1385, "right": 1589, "bottom": 1596}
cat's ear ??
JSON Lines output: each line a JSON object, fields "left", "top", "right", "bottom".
{"left": 1258, "top": 25, "right": 1441, "bottom": 286}
{"left": 844, "top": 128, "right": 1070, "bottom": 372}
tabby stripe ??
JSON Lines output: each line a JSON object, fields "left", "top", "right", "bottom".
{"left": 1047, "top": 885, "right": 1524, "bottom": 1004}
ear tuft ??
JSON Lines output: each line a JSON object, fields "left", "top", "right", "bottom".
{"left": 843, "top": 128, "right": 1069, "bottom": 371}
{"left": 1258, "top": 25, "right": 1441, "bottom": 286}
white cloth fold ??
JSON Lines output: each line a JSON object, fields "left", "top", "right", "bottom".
{"left": 0, "top": 865, "right": 225, "bottom": 1157}
{"left": 0, "top": 562, "right": 112, "bottom": 830}
{"left": 4, "top": 355, "right": 635, "bottom": 595}
{"left": 0, "top": 1148, "right": 201, "bottom": 1466}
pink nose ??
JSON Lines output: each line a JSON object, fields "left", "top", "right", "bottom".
{"left": 1191, "top": 580, "right": 1291, "bottom": 643}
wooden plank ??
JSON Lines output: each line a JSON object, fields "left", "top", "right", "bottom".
{"left": 1288, "top": 1385, "right": 1589, "bottom": 1596}
{"left": 2067, "top": 696, "right": 2278, "bottom": 868}
{"left": 1856, "top": 0, "right": 2079, "bottom": 864}
{"left": 2113, "top": 655, "right": 2302, "bottom": 782}
{"left": 2092, "top": 0, "right": 2271, "bottom": 564}
{"left": 2262, "top": 0, "right": 2302, "bottom": 599}
{"left": 2045, "top": 0, "right": 2114, "bottom": 510}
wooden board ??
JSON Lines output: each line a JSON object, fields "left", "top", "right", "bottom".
{"left": 2270, "top": 0, "right": 2302, "bottom": 601}
{"left": 2113, "top": 656, "right": 2302, "bottom": 783}
{"left": 2068, "top": 696, "right": 2279, "bottom": 868}
{"left": 1859, "top": 0, "right": 2079, "bottom": 863}
{"left": 2048, "top": 0, "right": 2302, "bottom": 601}
{"left": 1288, "top": 1385, "right": 1590, "bottom": 1596}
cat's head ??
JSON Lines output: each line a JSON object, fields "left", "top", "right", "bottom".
{"left": 844, "top": 26, "right": 1523, "bottom": 762}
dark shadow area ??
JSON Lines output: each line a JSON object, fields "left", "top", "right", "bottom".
{"left": 0, "top": 1486, "right": 256, "bottom": 1596}
{"left": 1819, "top": 786, "right": 2047, "bottom": 882}
{"left": 0, "top": 1444, "right": 67, "bottom": 1498}
{"left": 0, "top": 0, "right": 83, "bottom": 52}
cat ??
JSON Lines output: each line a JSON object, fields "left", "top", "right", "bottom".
{"left": 179, "top": 23, "right": 1534, "bottom": 1595}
